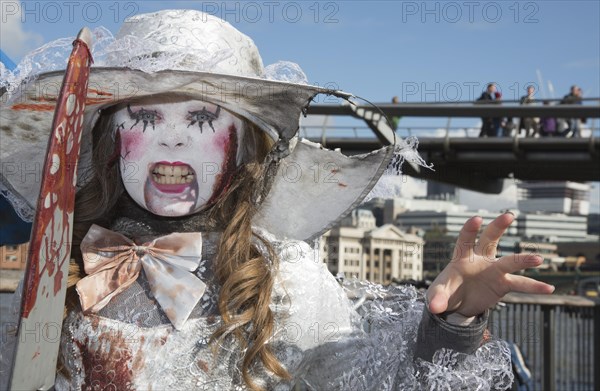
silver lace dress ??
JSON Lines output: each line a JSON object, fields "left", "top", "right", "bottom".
{"left": 2, "top": 227, "right": 513, "bottom": 390}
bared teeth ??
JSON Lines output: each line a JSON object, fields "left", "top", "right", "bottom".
{"left": 152, "top": 163, "right": 194, "bottom": 185}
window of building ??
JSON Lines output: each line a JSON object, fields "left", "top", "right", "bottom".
{"left": 6, "top": 255, "right": 17, "bottom": 262}
{"left": 7, "top": 245, "right": 18, "bottom": 252}
{"left": 374, "top": 261, "right": 379, "bottom": 267}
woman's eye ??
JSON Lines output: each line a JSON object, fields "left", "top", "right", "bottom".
{"left": 126, "top": 104, "right": 161, "bottom": 132}
{"left": 186, "top": 106, "right": 221, "bottom": 133}
{"left": 140, "top": 112, "right": 156, "bottom": 120}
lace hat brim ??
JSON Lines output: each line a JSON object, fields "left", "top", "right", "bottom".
{"left": 1, "top": 67, "right": 395, "bottom": 240}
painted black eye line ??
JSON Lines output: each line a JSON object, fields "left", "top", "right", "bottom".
{"left": 115, "top": 121, "right": 125, "bottom": 134}
{"left": 186, "top": 106, "right": 221, "bottom": 133}
{"left": 127, "top": 104, "right": 161, "bottom": 132}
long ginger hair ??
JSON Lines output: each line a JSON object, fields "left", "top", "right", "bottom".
{"left": 67, "top": 96, "right": 289, "bottom": 390}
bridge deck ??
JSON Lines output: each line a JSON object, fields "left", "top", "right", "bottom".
{"left": 306, "top": 136, "right": 600, "bottom": 193}
{"left": 304, "top": 102, "right": 600, "bottom": 193}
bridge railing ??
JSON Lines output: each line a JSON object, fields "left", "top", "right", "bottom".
{"left": 490, "top": 293, "right": 599, "bottom": 391}
{"left": 299, "top": 123, "right": 600, "bottom": 141}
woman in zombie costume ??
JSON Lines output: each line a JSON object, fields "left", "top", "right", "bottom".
{"left": 0, "top": 10, "right": 554, "bottom": 391}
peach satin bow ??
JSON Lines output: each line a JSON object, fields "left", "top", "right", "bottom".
{"left": 75, "top": 224, "right": 206, "bottom": 330}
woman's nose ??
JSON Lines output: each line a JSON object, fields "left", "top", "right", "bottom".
{"left": 157, "top": 125, "right": 192, "bottom": 148}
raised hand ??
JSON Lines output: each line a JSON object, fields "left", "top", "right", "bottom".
{"left": 427, "top": 212, "right": 555, "bottom": 318}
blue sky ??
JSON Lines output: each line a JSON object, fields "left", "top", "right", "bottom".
{"left": 2, "top": 0, "right": 599, "bottom": 212}
{"left": 3, "top": 1, "right": 599, "bottom": 101}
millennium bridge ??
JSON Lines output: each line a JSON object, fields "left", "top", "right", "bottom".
{"left": 305, "top": 100, "right": 600, "bottom": 193}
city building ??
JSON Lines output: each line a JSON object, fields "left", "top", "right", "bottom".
{"left": 395, "top": 209, "right": 588, "bottom": 242}
{"left": 394, "top": 210, "right": 516, "bottom": 236}
{"left": 360, "top": 198, "right": 386, "bottom": 226}
{"left": 394, "top": 208, "right": 587, "bottom": 274}
{"left": 588, "top": 213, "right": 600, "bottom": 235}
{"left": 516, "top": 213, "right": 588, "bottom": 241}
{"left": 517, "top": 181, "right": 591, "bottom": 215}
{"left": 426, "top": 180, "right": 456, "bottom": 202}
{"left": 320, "top": 209, "right": 424, "bottom": 284}
{"left": 383, "top": 197, "right": 469, "bottom": 226}
{"left": 0, "top": 243, "right": 29, "bottom": 270}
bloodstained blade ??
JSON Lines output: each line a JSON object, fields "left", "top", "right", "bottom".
{"left": 8, "top": 27, "right": 94, "bottom": 391}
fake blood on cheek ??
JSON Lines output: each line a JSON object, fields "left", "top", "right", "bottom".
{"left": 206, "top": 124, "right": 238, "bottom": 206}
{"left": 212, "top": 123, "right": 237, "bottom": 152}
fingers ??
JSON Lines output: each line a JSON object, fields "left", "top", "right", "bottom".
{"left": 497, "top": 253, "right": 543, "bottom": 274}
{"left": 427, "top": 284, "right": 451, "bottom": 314}
{"left": 427, "top": 266, "right": 459, "bottom": 315}
{"left": 474, "top": 212, "right": 515, "bottom": 258}
{"left": 506, "top": 274, "right": 555, "bottom": 295}
{"left": 452, "top": 216, "right": 483, "bottom": 261}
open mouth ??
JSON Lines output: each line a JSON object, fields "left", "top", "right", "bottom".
{"left": 150, "top": 161, "right": 196, "bottom": 193}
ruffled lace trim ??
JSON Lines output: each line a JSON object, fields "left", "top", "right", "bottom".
{"left": 0, "top": 180, "right": 34, "bottom": 222}
{"left": 364, "top": 136, "right": 434, "bottom": 202}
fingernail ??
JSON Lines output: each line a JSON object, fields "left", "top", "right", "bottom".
{"left": 504, "top": 211, "right": 515, "bottom": 216}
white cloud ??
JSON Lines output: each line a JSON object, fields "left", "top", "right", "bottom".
{"left": 457, "top": 180, "right": 517, "bottom": 213}
{"left": 0, "top": 2, "right": 44, "bottom": 59}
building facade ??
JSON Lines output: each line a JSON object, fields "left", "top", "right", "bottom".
{"left": 517, "top": 181, "right": 591, "bottom": 215}
{"left": 320, "top": 210, "right": 424, "bottom": 284}
{"left": 395, "top": 210, "right": 588, "bottom": 242}
{"left": 515, "top": 213, "right": 588, "bottom": 241}
{"left": 395, "top": 209, "right": 586, "bottom": 273}
{"left": 0, "top": 243, "right": 29, "bottom": 270}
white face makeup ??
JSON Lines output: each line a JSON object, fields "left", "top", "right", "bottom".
{"left": 113, "top": 99, "right": 243, "bottom": 216}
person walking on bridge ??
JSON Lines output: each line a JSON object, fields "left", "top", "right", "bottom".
{"left": 560, "top": 85, "right": 585, "bottom": 137}
{"left": 519, "top": 85, "right": 538, "bottom": 137}
{"left": 477, "top": 83, "right": 496, "bottom": 137}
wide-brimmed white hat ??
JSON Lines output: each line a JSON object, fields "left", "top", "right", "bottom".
{"left": 1, "top": 9, "right": 401, "bottom": 241}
